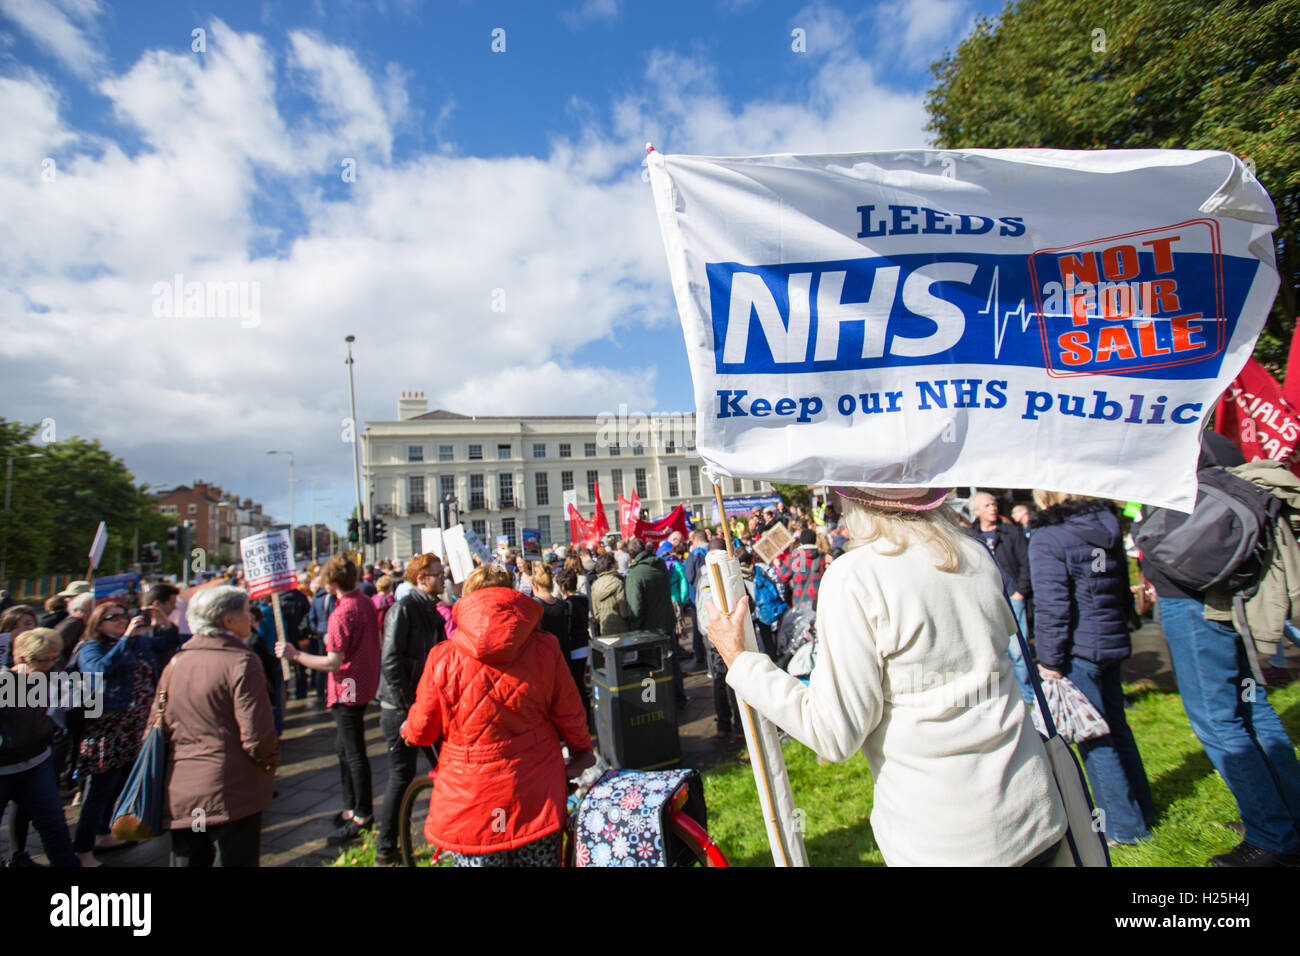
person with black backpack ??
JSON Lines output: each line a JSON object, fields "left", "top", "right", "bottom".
{"left": 1138, "top": 431, "right": 1300, "bottom": 867}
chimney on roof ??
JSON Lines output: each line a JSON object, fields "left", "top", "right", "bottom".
{"left": 398, "top": 390, "right": 428, "bottom": 421}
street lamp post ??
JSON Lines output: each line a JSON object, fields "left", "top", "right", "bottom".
{"left": 2, "top": 453, "right": 44, "bottom": 585}
{"left": 345, "top": 335, "right": 365, "bottom": 564}
{"left": 267, "top": 450, "right": 295, "bottom": 562}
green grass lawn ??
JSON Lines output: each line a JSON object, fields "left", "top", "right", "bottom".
{"left": 704, "top": 680, "right": 1300, "bottom": 867}
{"left": 332, "top": 680, "right": 1300, "bottom": 867}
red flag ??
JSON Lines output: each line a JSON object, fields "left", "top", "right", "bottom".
{"left": 1215, "top": 356, "right": 1300, "bottom": 475}
{"left": 632, "top": 505, "right": 692, "bottom": 547}
{"left": 617, "top": 492, "right": 641, "bottom": 538}
{"left": 591, "top": 480, "right": 610, "bottom": 540}
{"left": 1284, "top": 317, "right": 1300, "bottom": 409}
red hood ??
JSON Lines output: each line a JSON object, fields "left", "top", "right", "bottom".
{"left": 450, "top": 587, "right": 543, "bottom": 664}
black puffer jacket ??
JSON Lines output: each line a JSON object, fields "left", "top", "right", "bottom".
{"left": 378, "top": 588, "right": 446, "bottom": 712}
{"left": 0, "top": 677, "right": 54, "bottom": 766}
{"left": 1028, "top": 499, "right": 1135, "bottom": 669}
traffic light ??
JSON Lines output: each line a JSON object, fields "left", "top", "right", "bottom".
{"left": 347, "top": 516, "right": 359, "bottom": 544}
{"left": 361, "top": 517, "right": 373, "bottom": 546}
{"left": 372, "top": 518, "right": 387, "bottom": 545}
{"left": 141, "top": 542, "right": 161, "bottom": 564}
{"left": 166, "top": 525, "right": 182, "bottom": 552}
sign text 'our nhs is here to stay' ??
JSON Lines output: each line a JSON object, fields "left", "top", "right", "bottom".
{"left": 706, "top": 205, "right": 1257, "bottom": 427}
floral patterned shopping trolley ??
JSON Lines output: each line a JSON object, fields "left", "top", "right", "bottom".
{"left": 570, "top": 768, "right": 707, "bottom": 867}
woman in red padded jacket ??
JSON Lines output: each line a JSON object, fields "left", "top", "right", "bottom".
{"left": 401, "top": 563, "right": 595, "bottom": 866}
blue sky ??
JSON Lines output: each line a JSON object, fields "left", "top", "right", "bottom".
{"left": 0, "top": 0, "right": 1007, "bottom": 531}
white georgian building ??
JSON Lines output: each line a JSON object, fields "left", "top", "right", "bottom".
{"left": 361, "top": 392, "right": 774, "bottom": 561}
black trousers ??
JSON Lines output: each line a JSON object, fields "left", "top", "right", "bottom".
{"left": 377, "top": 706, "right": 437, "bottom": 855}
{"left": 170, "top": 812, "right": 262, "bottom": 867}
{"left": 334, "top": 703, "right": 373, "bottom": 818}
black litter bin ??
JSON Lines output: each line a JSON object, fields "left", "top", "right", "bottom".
{"left": 589, "top": 630, "right": 680, "bottom": 770}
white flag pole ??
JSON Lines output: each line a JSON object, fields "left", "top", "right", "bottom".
{"left": 707, "top": 475, "right": 809, "bottom": 867}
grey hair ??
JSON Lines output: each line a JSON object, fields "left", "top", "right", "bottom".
{"left": 187, "top": 585, "right": 250, "bottom": 635}
{"left": 68, "top": 593, "right": 95, "bottom": 615}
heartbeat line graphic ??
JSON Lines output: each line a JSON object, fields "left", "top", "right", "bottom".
{"left": 979, "top": 267, "right": 1040, "bottom": 360}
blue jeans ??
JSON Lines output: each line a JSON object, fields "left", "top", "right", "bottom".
{"left": 1160, "top": 597, "right": 1300, "bottom": 854}
{"left": 0, "top": 756, "right": 80, "bottom": 866}
{"left": 1066, "top": 657, "right": 1155, "bottom": 843}
{"left": 1006, "top": 598, "right": 1034, "bottom": 703}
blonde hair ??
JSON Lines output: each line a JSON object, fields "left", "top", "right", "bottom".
{"left": 1032, "top": 489, "right": 1088, "bottom": 509}
{"left": 463, "top": 564, "right": 514, "bottom": 594}
{"left": 837, "top": 493, "right": 966, "bottom": 572}
{"left": 375, "top": 574, "right": 394, "bottom": 594}
{"left": 13, "top": 627, "right": 60, "bottom": 663}
{"left": 532, "top": 562, "right": 553, "bottom": 592}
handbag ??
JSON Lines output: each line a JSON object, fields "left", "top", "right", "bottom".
{"left": 1007, "top": 596, "right": 1110, "bottom": 867}
{"left": 1028, "top": 676, "right": 1111, "bottom": 744}
{"left": 109, "top": 655, "right": 178, "bottom": 842}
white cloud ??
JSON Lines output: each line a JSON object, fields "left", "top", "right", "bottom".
{"left": 0, "top": 13, "right": 936, "bottom": 523}
{"left": 562, "top": 0, "right": 620, "bottom": 28}
{"left": 0, "top": 0, "right": 107, "bottom": 79}
{"left": 442, "top": 361, "right": 658, "bottom": 417}
{"left": 881, "top": 0, "right": 972, "bottom": 58}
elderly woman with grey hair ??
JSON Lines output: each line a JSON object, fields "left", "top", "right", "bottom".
{"left": 151, "top": 585, "right": 278, "bottom": 866}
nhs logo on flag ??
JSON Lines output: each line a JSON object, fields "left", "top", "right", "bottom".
{"left": 707, "top": 232, "right": 1254, "bottom": 381}
{"left": 707, "top": 255, "right": 988, "bottom": 374}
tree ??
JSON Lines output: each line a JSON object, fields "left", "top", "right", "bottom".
{"left": 0, "top": 419, "right": 173, "bottom": 580}
{"left": 771, "top": 483, "right": 812, "bottom": 509}
{"left": 926, "top": 0, "right": 1299, "bottom": 372}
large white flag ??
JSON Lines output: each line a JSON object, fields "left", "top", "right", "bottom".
{"left": 647, "top": 149, "right": 1279, "bottom": 510}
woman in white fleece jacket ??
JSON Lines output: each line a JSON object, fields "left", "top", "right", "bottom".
{"left": 706, "top": 486, "right": 1066, "bottom": 866}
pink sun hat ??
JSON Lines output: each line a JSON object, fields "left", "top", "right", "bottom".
{"left": 831, "top": 486, "right": 953, "bottom": 512}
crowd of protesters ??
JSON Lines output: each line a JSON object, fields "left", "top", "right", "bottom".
{"left": 3, "top": 457, "right": 1299, "bottom": 868}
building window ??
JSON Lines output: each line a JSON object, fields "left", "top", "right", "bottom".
{"left": 468, "top": 444, "right": 482, "bottom": 461}
{"left": 502, "top": 517, "right": 517, "bottom": 549}
{"left": 411, "top": 524, "right": 424, "bottom": 556}
{"left": 532, "top": 443, "right": 546, "bottom": 459}
{"left": 609, "top": 443, "right": 620, "bottom": 457}
{"left": 439, "top": 474, "right": 455, "bottom": 501}
{"left": 498, "top": 443, "right": 511, "bottom": 461}
{"left": 498, "top": 473, "right": 515, "bottom": 509}
{"left": 632, "top": 443, "right": 644, "bottom": 456}
{"left": 611, "top": 469, "right": 623, "bottom": 496}
{"left": 535, "top": 472, "right": 550, "bottom": 506}
{"left": 689, "top": 465, "right": 701, "bottom": 496}
{"left": 408, "top": 445, "right": 424, "bottom": 462}
{"left": 188, "top": 504, "right": 197, "bottom": 514}
{"left": 751, "top": 480, "right": 763, "bottom": 493}
{"left": 538, "top": 515, "right": 551, "bottom": 544}
{"left": 665, "top": 440, "right": 675, "bottom": 454}
{"left": 686, "top": 434, "right": 696, "bottom": 451}
{"left": 469, "top": 474, "right": 485, "bottom": 510}
{"left": 438, "top": 444, "right": 453, "bottom": 462}
{"left": 559, "top": 443, "right": 571, "bottom": 459}
{"left": 730, "top": 477, "right": 741, "bottom": 494}
{"left": 584, "top": 441, "right": 596, "bottom": 458}
{"left": 586, "top": 470, "right": 598, "bottom": 499}
{"left": 667, "top": 466, "right": 679, "bottom": 497}
{"left": 408, "top": 476, "right": 426, "bottom": 513}
{"left": 635, "top": 468, "right": 647, "bottom": 498}
{"left": 561, "top": 470, "right": 574, "bottom": 492}
{"left": 471, "top": 519, "right": 486, "bottom": 540}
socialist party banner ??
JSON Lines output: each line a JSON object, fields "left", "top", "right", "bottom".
{"left": 240, "top": 529, "right": 296, "bottom": 601}
{"left": 646, "top": 149, "right": 1280, "bottom": 510}
{"left": 632, "top": 505, "right": 692, "bottom": 547}
{"left": 1215, "top": 357, "right": 1300, "bottom": 475}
